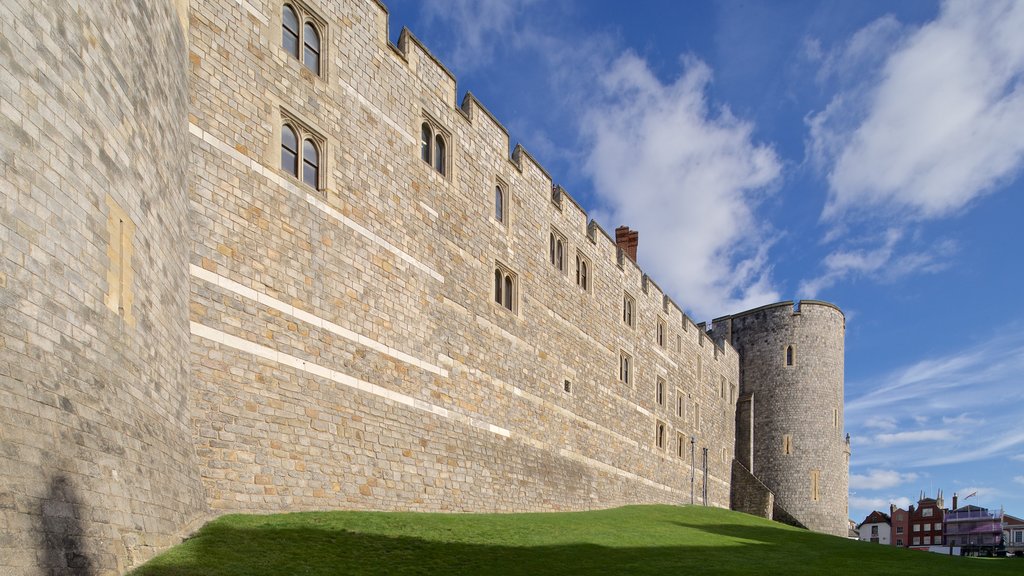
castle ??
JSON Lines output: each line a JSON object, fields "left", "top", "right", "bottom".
{"left": 0, "top": 0, "right": 849, "bottom": 573}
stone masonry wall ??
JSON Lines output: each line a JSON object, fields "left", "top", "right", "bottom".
{"left": 0, "top": 2, "right": 207, "bottom": 574}
{"left": 185, "top": 0, "right": 739, "bottom": 517}
{"left": 712, "top": 301, "right": 848, "bottom": 536}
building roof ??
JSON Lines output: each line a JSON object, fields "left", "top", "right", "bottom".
{"left": 857, "top": 510, "right": 892, "bottom": 528}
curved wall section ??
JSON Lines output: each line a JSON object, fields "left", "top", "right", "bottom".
{"left": 714, "top": 301, "right": 848, "bottom": 536}
{"left": 0, "top": 1, "right": 204, "bottom": 573}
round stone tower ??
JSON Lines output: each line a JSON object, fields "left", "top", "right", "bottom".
{"left": 0, "top": 1, "right": 205, "bottom": 573}
{"left": 712, "top": 301, "right": 849, "bottom": 537}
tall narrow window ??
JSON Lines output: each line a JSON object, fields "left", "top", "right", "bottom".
{"left": 623, "top": 293, "right": 635, "bottom": 327}
{"left": 282, "top": 5, "right": 299, "bottom": 57}
{"left": 550, "top": 229, "right": 566, "bottom": 273}
{"left": 281, "top": 124, "right": 298, "bottom": 176}
{"left": 783, "top": 434, "right": 792, "bottom": 455}
{"left": 421, "top": 123, "right": 432, "bottom": 164}
{"left": 656, "top": 378, "right": 665, "bottom": 406}
{"left": 720, "top": 376, "right": 726, "bottom": 399}
{"left": 503, "top": 275, "right": 512, "bottom": 310}
{"left": 494, "top": 269, "right": 502, "bottom": 305}
{"left": 302, "top": 138, "right": 319, "bottom": 188}
{"left": 549, "top": 234, "right": 555, "bottom": 265}
{"left": 694, "top": 403, "right": 701, "bottom": 431}
{"left": 786, "top": 345, "right": 795, "bottom": 366}
{"left": 810, "top": 469, "right": 820, "bottom": 501}
{"left": 676, "top": 391, "right": 685, "bottom": 419}
{"left": 494, "top": 186, "right": 504, "bottom": 222}
{"left": 619, "top": 352, "right": 632, "bottom": 385}
{"left": 302, "top": 23, "right": 320, "bottom": 74}
{"left": 555, "top": 238, "right": 563, "bottom": 271}
{"left": 656, "top": 319, "right": 665, "bottom": 347}
{"left": 833, "top": 408, "right": 839, "bottom": 428}
{"left": 434, "top": 134, "right": 446, "bottom": 175}
{"left": 656, "top": 421, "right": 666, "bottom": 449}
{"left": 696, "top": 355, "right": 702, "bottom": 381}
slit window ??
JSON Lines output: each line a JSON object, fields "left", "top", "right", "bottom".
{"left": 656, "top": 318, "right": 666, "bottom": 347}
{"left": 786, "top": 345, "right": 795, "bottom": 366}
{"left": 494, "top": 185, "right": 504, "bottom": 222}
{"left": 783, "top": 434, "right": 792, "bottom": 455}
{"left": 677, "top": 433, "right": 685, "bottom": 458}
{"left": 619, "top": 352, "right": 632, "bottom": 385}
{"left": 656, "top": 377, "right": 665, "bottom": 406}
{"left": 623, "top": 293, "right": 635, "bottom": 328}
{"left": 656, "top": 421, "right": 666, "bottom": 449}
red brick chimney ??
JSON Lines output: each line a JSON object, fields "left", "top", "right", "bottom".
{"left": 615, "top": 226, "right": 639, "bottom": 261}
{"left": 952, "top": 493, "right": 958, "bottom": 510}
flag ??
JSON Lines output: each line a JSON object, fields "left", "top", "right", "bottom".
{"left": 964, "top": 491, "right": 977, "bottom": 500}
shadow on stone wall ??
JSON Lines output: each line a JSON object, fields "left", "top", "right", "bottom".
{"left": 39, "top": 474, "right": 94, "bottom": 576}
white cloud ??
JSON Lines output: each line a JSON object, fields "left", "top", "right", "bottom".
{"left": 803, "top": 0, "right": 1024, "bottom": 297}
{"left": 1013, "top": 454, "right": 1024, "bottom": 462}
{"left": 863, "top": 416, "right": 898, "bottom": 431}
{"left": 811, "top": 0, "right": 1024, "bottom": 222}
{"left": 850, "top": 495, "right": 911, "bottom": 513}
{"left": 874, "top": 429, "right": 953, "bottom": 445}
{"left": 850, "top": 469, "right": 919, "bottom": 490}
{"left": 1014, "top": 476, "right": 1024, "bottom": 485}
{"left": 582, "top": 53, "right": 782, "bottom": 319}
{"left": 419, "top": 0, "right": 538, "bottom": 71}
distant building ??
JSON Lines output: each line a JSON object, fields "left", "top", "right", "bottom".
{"left": 1004, "top": 514, "right": 1024, "bottom": 557}
{"left": 945, "top": 502, "right": 1002, "bottom": 554}
{"left": 857, "top": 511, "right": 891, "bottom": 544}
{"left": 891, "top": 491, "right": 945, "bottom": 548}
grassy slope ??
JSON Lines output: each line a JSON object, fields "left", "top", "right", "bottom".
{"left": 131, "top": 505, "right": 1020, "bottom": 575}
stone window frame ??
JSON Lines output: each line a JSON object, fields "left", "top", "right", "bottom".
{"left": 694, "top": 402, "right": 701, "bottom": 432}
{"left": 677, "top": 432, "right": 686, "bottom": 458}
{"left": 278, "top": 108, "right": 327, "bottom": 192}
{"left": 622, "top": 292, "right": 636, "bottom": 328}
{"left": 493, "top": 177, "right": 509, "bottom": 226}
{"left": 655, "top": 376, "right": 665, "bottom": 406}
{"left": 279, "top": 1, "right": 328, "bottom": 79}
{"left": 619, "top": 350, "right": 633, "bottom": 386}
{"left": 419, "top": 113, "right": 451, "bottom": 178}
{"left": 785, "top": 344, "right": 796, "bottom": 367}
{"left": 493, "top": 260, "right": 518, "bottom": 315}
{"left": 810, "top": 469, "right": 820, "bottom": 501}
{"left": 549, "top": 227, "right": 567, "bottom": 275}
{"left": 676, "top": 388, "right": 685, "bottom": 420}
{"left": 655, "top": 419, "right": 666, "bottom": 450}
{"left": 656, "top": 317, "right": 666, "bottom": 348}
{"left": 783, "top": 434, "right": 792, "bottom": 455}
{"left": 574, "top": 250, "right": 591, "bottom": 292}
{"left": 719, "top": 376, "right": 727, "bottom": 400}
{"left": 562, "top": 378, "right": 572, "bottom": 395}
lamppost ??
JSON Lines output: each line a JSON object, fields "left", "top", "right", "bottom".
{"left": 702, "top": 447, "right": 709, "bottom": 506}
{"left": 690, "top": 436, "right": 696, "bottom": 505}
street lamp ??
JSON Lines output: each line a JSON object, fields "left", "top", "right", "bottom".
{"left": 690, "top": 436, "right": 696, "bottom": 505}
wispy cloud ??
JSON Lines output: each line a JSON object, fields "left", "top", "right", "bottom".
{"left": 1014, "top": 476, "right": 1024, "bottom": 485}
{"left": 418, "top": 0, "right": 540, "bottom": 71}
{"left": 850, "top": 469, "right": 919, "bottom": 491}
{"left": 846, "top": 331, "right": 1024, "bottom": 469}
{"left": 850, "top": 495, "right": 911, "bottom": 514}
{"left": 802, "top": 0, "right": 1024, "bottom": 297}
{"left": 582, "top": 53, "right": 782, "bottom": 319}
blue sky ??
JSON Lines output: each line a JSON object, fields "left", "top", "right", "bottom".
{"left": 382, "top": 0, "right": 1024, "bottom": 524}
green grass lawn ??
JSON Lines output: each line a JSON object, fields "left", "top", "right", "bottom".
{"left": 131, "top": 505, "right": 1020, "bottom": 575}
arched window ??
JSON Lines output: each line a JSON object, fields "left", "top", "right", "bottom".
{"left": 281, "top": 124, "right": 298, "bottom": 176}
{"left": 282, "top": 5, "right": 299, "bottom": 57}
{"left": 503, "top": 275, "right": 513, "bottom": 310}
{"left": 656, "top": 421, "right": 665, "bottom": 449}
{"left": 281, "top": 120, "right": 322, "bottom": 190}
{"left": 555, "top": 238, "right": 563, "bottom": 271}
{"left": 657, "top": 320, "right": 665, "bottom": 347}
{"left": 303, "top": 23, "right": 320, "bottom": 74}
{"left": 786, "top": 345, "right": 795, "bottom": 366}
{"left": 494, "top": 264, "right": 517, "bottom": 313}
{"left": 549, "top": 233, "right": 555, "bottom": 265}
{"left": 302, "top": 138, "right": 319, "bottom": 188}
{"left": 623, "top": 294, "right": 634, "bottom": 327}
{"left": 421, "top": 123, "right": 432, "bottom": 164}
{"left": 434, "top": 134, "right": 446, "bottom": 175}
{"left": 495, "top": 186, "right": 504, "bottom": 222}
{"left": 580, "top": 259, "right": 588, "bottom": 290}
{"left": 494, "top": 268, "right": 502, "bottom": 305}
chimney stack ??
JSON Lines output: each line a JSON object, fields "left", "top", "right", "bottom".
{"left": 952, "top": 493, "right": 958, "bottom": 510}
{"left": 615, "top": 226, "right": 639, "bottom": 262}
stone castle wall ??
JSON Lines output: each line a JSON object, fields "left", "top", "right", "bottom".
{"left": 712, "top": 301, "right": 848, "bottom": 536}
{"left": 0, "top": 0, "right": 849, "bottom": 573}
{"left": 184, "top": 0, "right": 738, "bottom": 518}
{"left": 0, "top": 1, "right": 207, "bottom": 574}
